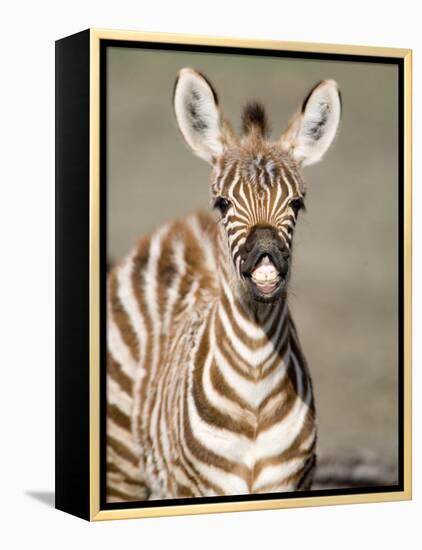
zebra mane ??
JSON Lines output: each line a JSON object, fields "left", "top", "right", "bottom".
{"left": 241, "top": 101, "right": 270, "bottom": 138}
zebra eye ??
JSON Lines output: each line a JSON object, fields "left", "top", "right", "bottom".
{"left": 290, "top": 197, "right": 304, "bottom": 212}
{"left": 213, "top": 196, "right": 231, "bottom": 215}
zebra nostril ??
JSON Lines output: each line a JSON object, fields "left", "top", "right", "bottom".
{"left": 240, "top": 240, "right": 254, "bottom": 260}
{"left": 240, "top": 246, "right": 249, "bottom": 261}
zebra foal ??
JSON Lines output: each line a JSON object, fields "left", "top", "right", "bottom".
{"left": 107, "top": 68, "right": 341, "bottom": 501}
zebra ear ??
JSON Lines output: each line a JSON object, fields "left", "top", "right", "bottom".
{"left": 280, "top": 80, "right": 341, "bottom": 167}
{"left": 173, "top": 68, "right": 226, "bottom": 164}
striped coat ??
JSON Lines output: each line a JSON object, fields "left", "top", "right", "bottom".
{"left": 106, "top": 68, "right": 341, "bottom": 501}
{"left": 107, "top": 210, "right": 315, "bottom": 501}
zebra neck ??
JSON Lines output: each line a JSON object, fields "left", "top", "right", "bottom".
{"left": 212, "top": 229, "right": 290, "bottom": 375}
{"left": 213, "top": 270, "right": 289, "bottom": 376}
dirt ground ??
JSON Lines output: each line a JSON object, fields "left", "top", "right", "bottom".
{"left": 107, "top": 46, "right": 399, "bottom": 483}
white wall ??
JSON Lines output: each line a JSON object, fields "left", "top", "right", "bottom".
{"left": 0, "top": 1, "right": 419, "bottom": 548}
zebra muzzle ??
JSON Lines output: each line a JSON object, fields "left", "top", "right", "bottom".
{"left": 251, "top": 255, "right": 280, "bottom": 293}
{"left": 240, "top": 227, "right": 289, "bottom": 301}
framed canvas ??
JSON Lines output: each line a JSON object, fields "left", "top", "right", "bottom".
{"left": 55, "top": 28, "right": 412, "bottom": 521}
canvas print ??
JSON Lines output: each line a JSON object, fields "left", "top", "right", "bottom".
{"left": 105, "top": 46, "right": 400, "bottom": 504}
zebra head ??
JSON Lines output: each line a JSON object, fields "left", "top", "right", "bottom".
{"left": 173, "top": 68, "right": 341, "bottom": 304}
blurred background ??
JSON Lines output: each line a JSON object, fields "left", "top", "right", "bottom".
{"left": 107, "top": 46, "right": 399, "bottom": 487}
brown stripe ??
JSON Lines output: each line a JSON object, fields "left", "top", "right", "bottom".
{"left": 258, "top": 375, "right": 290, "bottom": 416}
{"left": 108, "top": 269, "right": 139, "bottom": 362}
{"left": 175, "top": 483, "right": 195, "bottom": 498}
{"left": 219, "top": 290, "right": 271, "bottom": 349}
{"left": 210, "top": 361, "right": 255, "bottom": 414}
{"left": 282, "top": 161, "right": 303, "bottom": 196}
{"left": 215, "top": 329, "right": 256, "bottom": 382}
{"left": 107, "top": 403, "right": 131, "bottom": 431}
{"left": 214, "top": 161, "right": 238, "bottom": 197}
{"left": 156, "top": 232, "right": 178, "bottom": 320}
{"left": 254, "top": 408, "right": 316, "bottom": 478}
{"left": 107, "top": 352, "right": 133, "bottom": 395}
{"left": 177, "top": 374, "right": 225, "bottom": 496}
{"left": 107, "top": 472, "right": 145, "bottom": 492}
{"left": 256, "top": 381, "right": 297, "bottom": 433}
{"left": 153, "top": 365, "right": 174, "bottom": 495}
{"left": 189, "top": 224, "right": 218, "bottom": 294}
{"left": 107, "top": 435, "right": 139, "bottom": 465}
{"left": 192, "top": 328, "right": 255, "bottom": 439}
{"left": 214, "top": 299, "right": 287, "bottom": 382}
{"left": 259, "top": 326, "right": 290, "bottom": 378}
{"left": 254, "top": 450, "right": 311, "bottom": 489}
{"left": 296, "top": 454, "right": 316, "bottom": 490}
{"left": 229, "top": 230, "right": 247, "bottom": 257}
{"left": 106, "top": 460, "right": 145, "bottom": 487}
{"left": 184, "top": 368, "right": 250, "bottom": 483}
{"left": 107, "top": 486, "right": 142, "bottom": 501}
{"left": 177, "top": 222, "right": 215, "bottom": 305}
{"left": 253, "top": 480, "right": 294, "bottom": 494}
{"left": 131, "top": 236, "right": 156, "bottom": 430}
{"left": 244, "top": 181, "right": 256, "bottom": 222}
{"left": 278, "top": 453, "right": 316, "bottom": 490}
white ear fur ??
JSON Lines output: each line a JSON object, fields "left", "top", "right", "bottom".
{"left": 280, "top": 80, "right": 341, "bottom": 166}
{"left": 173, "top": 68, "right": 224, "bottom": 164}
